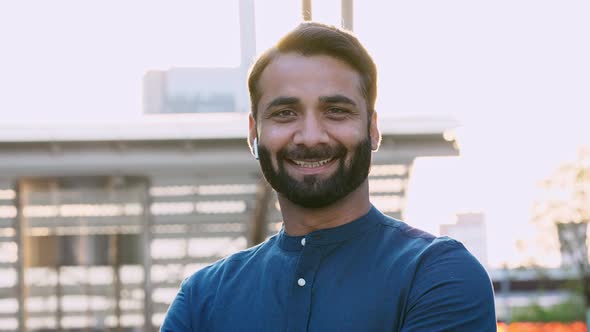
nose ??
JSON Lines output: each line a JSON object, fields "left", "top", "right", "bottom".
{"left": 292, "top": 113, "right": 329, "bottom": 147}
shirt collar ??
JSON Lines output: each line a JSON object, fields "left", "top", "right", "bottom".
{"left": 276, "top": 205, "right": 381, "bottom": 251}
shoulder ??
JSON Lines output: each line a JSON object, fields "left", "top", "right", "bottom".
{"left": 402, "top": 237, "right": 497, "bottom": 330}
{"left": 372, "top": 209, "right": 462, "bottom": 258}
{"left": 373, "top": 214, "right": 497, "bottom": 330}
{"left": 161, "top": 236, "right": 279, "bottom": 331}
{"left": 376, "top": 213, "right": 435, "bottom": 243}
{"left": 374, "top": 210, "right": 490, "bottom": 287}
{"left": 182, "top": 234, "right": 278, "bottom": 290}
{"left": 409, "top": 235, "right": 492, "bottom": 293}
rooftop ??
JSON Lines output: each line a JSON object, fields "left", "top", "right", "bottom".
{"left": 0, "top": 113, "right": 459, "bottom": 143}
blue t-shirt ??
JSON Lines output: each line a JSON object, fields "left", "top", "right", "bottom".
{"left": 161, "top": 206, "right": 496, "bottom": 331}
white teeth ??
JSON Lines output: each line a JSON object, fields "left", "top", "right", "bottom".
{"left": 292, "top": 158, "right": 332, "bottom": 168}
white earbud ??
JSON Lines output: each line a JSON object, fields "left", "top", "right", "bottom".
{"left": 253, "top": 137, "right": 259, "bottom": 160}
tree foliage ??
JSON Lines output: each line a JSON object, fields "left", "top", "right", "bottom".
{"left": 534, "top": 147, "right": 590, "bottom": 225}
{"left": 532, "top": 147, "right": 590, "bottom": 308}
{"left": 511, "top": 297, "right": 585, "bottom": 323}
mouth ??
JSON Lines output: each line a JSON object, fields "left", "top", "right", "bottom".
{"left": 289, "top": 158, "right": 334, "bottom": 168}
{"left": 285, "top": 157, "right": 338, "bottom": 175}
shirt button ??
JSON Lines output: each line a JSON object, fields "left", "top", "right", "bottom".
{"left": 297, "top": 278, "right": 306, "bottom": 287}
{"left": 301, "top": 238, "right": 306, "bottom": 246}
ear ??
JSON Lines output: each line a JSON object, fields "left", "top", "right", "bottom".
{"left": 369, "top": 111, "right": 381, "bottom": 151}
{"left": 248, "top": 113, "right": 258, "bottom": 155}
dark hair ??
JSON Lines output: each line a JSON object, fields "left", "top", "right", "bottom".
{"left": 247, "top": 22, "right": 377, "bottom": 120}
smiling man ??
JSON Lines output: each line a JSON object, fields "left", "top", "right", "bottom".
{"left": 161, "top": 22, "right": 496, "bottom": 332}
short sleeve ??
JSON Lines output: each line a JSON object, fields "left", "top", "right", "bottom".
{"left": 160, "top": 277, "right": 192, "bottom": 332}
{"left": 401, "top": 239, "right": 497, "bottom": 331}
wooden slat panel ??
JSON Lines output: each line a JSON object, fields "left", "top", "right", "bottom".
{"left": 151, "top": 256, "right": 225, "bottom": 265}
{"left": 150, "top": 280, "right": 185, "bottom": 289}
{"left": 0, "top": 178, "right": 15, "bottom": 189}
{"left": 24, "top": 216, "right": 143, "bottom": 228}
{"left": 22, "top": 309, "right": 144, "bottom": 317}
{"left": 22, "top": 191, "right": 143, "bottom": 205}
{"left": 151, "top": 227, "right": 245, "bottom": 239}
{"left": 152, "top": 302, "right": 178, "bottom": 313}
{"left": 0, "top": 313, "right": 18, "bottom": 319}
{"left": 0, "top": 287, "right": 16, "bottom": 298}
{"left": 150, "top": 174, "right": 261, "bottom": 187}
{"left": 151, "top": 193, "right": 255, "bottom": 203}
{"left": 152, "top": 213, "right": 250, "bottom": 225}
{"left": 0, "top": 219, "right": 15, "bottom": 228}
{"left": 26, "top": 284, "right": 143, "bottom": 296}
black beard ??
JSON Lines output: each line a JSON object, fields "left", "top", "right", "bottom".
{"left": 257, "top": 137, "right": 372, "bottom": 209}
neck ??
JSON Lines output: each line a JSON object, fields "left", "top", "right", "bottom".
{"left": 278, "top": 180, "right": 372, "bottom": 236}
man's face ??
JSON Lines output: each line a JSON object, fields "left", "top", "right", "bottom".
{"left": 249, "top": 53, "right": 380, "bottom": 209}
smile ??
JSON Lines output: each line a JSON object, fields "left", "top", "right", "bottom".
{"left": 290, "top": 158, "right": 334, "bottom": 168}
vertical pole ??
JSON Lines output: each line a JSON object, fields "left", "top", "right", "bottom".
{"left": 56, "top": 265, "right": 63, "bottom": 332}
{"left": 110, "top": 233, "right": 121, "bottom": 332}
{"left": 238, "top": 0, "right": 257, "bottom": 113}
{"left": 341, "top": 0, "right": 353, "bottom": 31}
{"left": 249, "top": 179, "right": 272, "bottom": 246}
{"left": 54, "top": 181, "right": 64, "bottom": 332}
{"left": 302, "top": 0, "right": 312, "bottom": 21}
{"left": 500, "top": 264, "right": 511, "bottom": 323}
{"left": 15, "top": 180, "right": 27, "bottom": 332}
{"left": 141, "top": 178, "right": 153, "bottom": 332}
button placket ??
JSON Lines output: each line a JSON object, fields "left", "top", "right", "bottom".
{"left": 286, "top": 244, "right": 322, "bottom": 332}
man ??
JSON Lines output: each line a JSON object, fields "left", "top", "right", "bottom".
{"left": 161, "top": 22, "right": 496, "bottom": 331}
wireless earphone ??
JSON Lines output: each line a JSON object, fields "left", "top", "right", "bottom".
{"left": 253, "top": 137, "right": 259, "bottom": 160}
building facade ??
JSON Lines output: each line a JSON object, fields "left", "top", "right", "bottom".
{"left": 0, "top": 113, "right": 459, "bottom": 331}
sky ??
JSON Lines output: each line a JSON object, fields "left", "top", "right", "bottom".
{"left": 1, "top": 0, "right": 589, "bottom": 268}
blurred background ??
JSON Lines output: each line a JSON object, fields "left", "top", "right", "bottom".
{"left": 0, "top": 0, "right": 589, "bottom": 331}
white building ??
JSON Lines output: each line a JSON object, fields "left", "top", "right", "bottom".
{"left": 0, "top": 113, "right": 459, "bottom": 331}
{"left": 143, "top": 0, "right": 255, "bottom": 115}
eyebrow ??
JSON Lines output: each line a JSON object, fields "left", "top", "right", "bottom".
{"left": 318, "top": 95, "right": 357, "bottom": 106}
{"left": 265, "top": 96, "right": 300, "bottom": 111}
{"left": 264, "top": 94, "right": 358, "bottom": 113}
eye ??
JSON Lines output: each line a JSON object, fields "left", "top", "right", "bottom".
{"left": 325, "top": 107, "right": 351, "bottom": 119}
{"left": 269, "top": 109, "right": 297, "bottom": 121}
{"left": 277, "top": 109, "right": 296, "bottom": 116}
{"left": 327, "top": 107, "right": 347, "bottom": 113}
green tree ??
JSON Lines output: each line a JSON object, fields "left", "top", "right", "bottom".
{"left": 512, "top": 297, "right": 585, "bottom": 322}
{"left": 532, "top": 146, "right": 590, "bottom": 326}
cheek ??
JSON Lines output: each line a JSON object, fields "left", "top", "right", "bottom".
{"left": 259, "top": 126, "right": 293, "bottom": 150}
{"left": 334, "top": 129, "right": 366, "bottom": 150}
{"left": 326, "top": 119, "right": 366, "bottom": 136}
{"left": 337, "top": 130, "right": 368, "bottom": 160}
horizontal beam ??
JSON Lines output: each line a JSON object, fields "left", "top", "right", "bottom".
{"left": 0, "top": 134, "right": 457, "bottom": 178}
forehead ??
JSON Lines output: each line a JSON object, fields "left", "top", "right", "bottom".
{"left": 257, "top": 53, "right": 365, "bottom": 109}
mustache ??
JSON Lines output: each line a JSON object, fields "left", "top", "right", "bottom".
{"left": 278, "top": 144, "right": 347, "bottom": 160}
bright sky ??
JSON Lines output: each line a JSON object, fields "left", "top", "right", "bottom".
{"left": 1, "top": 0, "right": 589, "bottom": 268}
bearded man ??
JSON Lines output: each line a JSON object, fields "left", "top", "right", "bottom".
{"left": 161, "top": 22, "right": 496, "bottom": 332}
